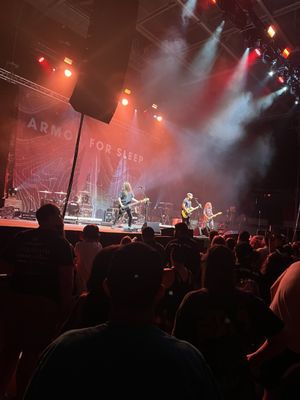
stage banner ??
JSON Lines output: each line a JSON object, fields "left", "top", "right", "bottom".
{"left": 12, "top": 87, "right": 161, "bottom": 217}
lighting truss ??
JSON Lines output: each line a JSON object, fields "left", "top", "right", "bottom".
{"left": 0, "top": 68, "right": 69, "bottom": 103}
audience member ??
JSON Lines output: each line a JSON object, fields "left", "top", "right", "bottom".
{"left": 120, "top": 235, "right": 132, "bottom": 245}
{"left": 0, "top": 204, "right": 74, "bottom": 400}
{"left": 24, "top": 242, "right": 222, "bottom": 400}
{"left": 173, "top": 245, "right": 284, "bottom": 400}
{"left": 74, "top": 224, "right": 102, "bottom": 294}
{"left": 60, "top": 245, "right": 119, "bottom": 333}
{"left": 157, "top": 244, "right": 194, "bottom": 333}
{"left": 141, "top": 226, "right": 166, "bottom": 266}
{"left": 165, "top": 222, "right": 201, "bottom": 278}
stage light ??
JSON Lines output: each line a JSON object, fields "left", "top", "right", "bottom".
{"left": 38, "top": 56, "right": 45, "bottom": 63}
{"left": 52, "top": 67, "right": 56, "bottom": 72}
{"left": 121, "top": 98, "right": 129, "bottom": 106}
{"left": 267, "top": 25, "right": 276, "bottom": 38}
{"left": 124, "top": 88, "right": 131, "bottom": 95}
{"left": 64, "top": 69, "right": 72, "bottom": 77}
{"left": 282, "top": 48, "right": 290, "bottom": 59}
{"left": 210, "top": 0, "right": 217, "bottom": 4}
{"left": 152, "top": 104, "right": 158, "bottom": 109}
{"left": 268, "top": 70, "right": 274, "bottom": 77}
{"left": 295, "top": 98, "right": 299, "bottom": 105}
{"left": 283, "top": 86, "right": 288, "bottom": 91}
{"left": 64, "top": 57, "right": 73, "bottom": 65}
{"left": 157, "top": 115, "right": 163, "bottom": 122}
{"left": 255, "top": 48, "right": 261, "bottom": 56}
{"left": 278, "top": 76, "right": 285, "bottom": 84}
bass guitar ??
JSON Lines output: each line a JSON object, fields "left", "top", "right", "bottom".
{"left": 120, "top": 197, "right": 150, "bottom": 211}
{"left": 181, "top": 204, "right": 201, "bottom": 219}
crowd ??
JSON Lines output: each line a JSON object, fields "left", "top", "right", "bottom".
{"left": 0, "top": 203, "right": 300, "bottom": 400}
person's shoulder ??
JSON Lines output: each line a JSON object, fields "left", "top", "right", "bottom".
{"left": 54, "top": 323, "right": 109, "bottom": 349}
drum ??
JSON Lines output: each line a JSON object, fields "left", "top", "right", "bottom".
{"left": 67, "top": 202, "right": 80, "bottom": 216}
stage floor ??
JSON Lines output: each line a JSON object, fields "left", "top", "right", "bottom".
{"left": 0, "top": 217, "right": 174, "bottom": 235}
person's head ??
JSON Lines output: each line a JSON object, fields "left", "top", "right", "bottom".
{"left": 187, "top": 192, "right": 193, "bottom": 200}
{"left": 141, "top": 226, "right": 155, "bottom": 242}
{"left": 123, "top": 181, "right": 132, "bottom": 193}
{"left": 209, "top": 230, "right": 219, "bottom": 243}
{"left": 204, "top": 245, "right": 235, "bottom": 295}
{"left": 238, "top": 230, "right": 250, "bottom": 244}
{"left": 225, "top": 237, "right": 236, "bottom": 252}
{"left": 105, "top": 242, "right": 163, "bottom": 313}
{"left": 174, "top": 222, "right": 190, "bottom": 239}
{"left": 204, "top": 202, "right": 212, "bottom": 210}
{"left": 82, "top": 224, "right": 100, "bottom": 242}
{"left": 87, "top": 245, "right": 120, "bottom": 292}
{"left": 249, "top": 235, "right": 264, "bottom": 249}
{"left": 120, "top": 235, "right": 132, "bottom": 245}
{"left": 170, "top": 244, "right": 185, "bottom": 267}
{"left": 211, "top": 235, "right": 226, "bottom": 246}
{"left": 36, "top": 204, "right": 63, "bottom": 234}
{"left": 235, "top": 242, "right": 254, "bottom": 265}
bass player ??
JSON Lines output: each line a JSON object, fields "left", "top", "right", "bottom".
{"left": 113, "top": 181, "right": 138, "bottom": 230}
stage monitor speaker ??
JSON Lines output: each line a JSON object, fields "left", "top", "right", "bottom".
{"left": 142, "top": 222, "right": 161, "bottom": 234}
{"left": 69, "top": 0, "right": 139, "bottom": 123}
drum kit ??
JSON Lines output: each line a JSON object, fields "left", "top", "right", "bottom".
{"left": 38, "top": 189, "right": 93, "bottom": 218}
{"left": 39, "top": 190, "right": 66, "bottom": 208}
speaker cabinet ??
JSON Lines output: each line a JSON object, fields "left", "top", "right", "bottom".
{"left": 142, "top": 221, "right": 161, "bottom": 234}
{"left": 69, "top": 0, "right": 139, "bottom": 123}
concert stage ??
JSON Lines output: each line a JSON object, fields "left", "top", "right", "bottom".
{"left": 0, "top": 217, "right": 209, "bottom": 251}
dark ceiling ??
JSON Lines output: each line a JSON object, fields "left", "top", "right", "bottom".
{"left": 1, "top": 0, "right": 300, "bottom": 112}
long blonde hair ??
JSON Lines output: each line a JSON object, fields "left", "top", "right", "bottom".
{"left": 123, "top": 181, "right": 132, "bottom": 194}
{"left": 204, "top": 202, "right": 212, "bottom": 211}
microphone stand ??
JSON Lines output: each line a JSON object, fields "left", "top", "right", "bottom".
{"left": 194, "top": 199, "right": 203, "bottom": 235}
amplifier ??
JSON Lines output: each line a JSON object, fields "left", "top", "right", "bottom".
{"left": 19, "top": 211, "right": 36, "bottom": 221}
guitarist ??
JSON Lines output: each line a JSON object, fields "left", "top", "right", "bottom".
{"left": 181, "top": 192, "right": 194, "bottom": 227}
{"left": 203, "top": 202, "right": 215, "bottom": 232}
{"left": 113, "top": 182, "right": 138, "bottom": 229}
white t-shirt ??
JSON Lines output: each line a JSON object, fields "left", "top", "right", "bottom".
{"left": 74, "top": 241, "right": 103, "bottom": 293}
{"left": 270, "top": 261, "right": 300, "bottom": 353}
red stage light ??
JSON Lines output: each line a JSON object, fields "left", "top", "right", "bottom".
{"left": 278, "top": 76, "right": 285, "bottom": 84}
{"left": 282, "top": 48, "right": 290, "bottom": 59}
{"left": 156, "top": 115, "right": 163, "bottom": 122}
{"left": 38, "top": 56, "right": 45, "bottom": 63}
{"left": 210, "top": 0, "right": 217, "bottom": 4}
{"left": 64, "top": 69, "right": 72, "bottom": 78}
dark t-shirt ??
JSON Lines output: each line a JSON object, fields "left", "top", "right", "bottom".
{"left": 24, "top": 323, "right": 222, "bottom": 400}
{"left": 165, "top": 238, "right": 201, "bottom": 276}
{"left": 120, "top": 190, "right": 134, "bottom": 206}
{"left": 2, "top": 228, "right": 73, "bottom": 303}
{"left": 173, "top": 288, "right": 284, "bottom": 398}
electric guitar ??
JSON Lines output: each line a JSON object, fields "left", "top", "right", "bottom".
{"left": 203, "top": 211, "right": 223, "bottom": 222}
{"left": 181, "top": 204, "right": 201, "bottom": 219}
{"left": 120, "top": 197, "right": 150, "bottom": 211}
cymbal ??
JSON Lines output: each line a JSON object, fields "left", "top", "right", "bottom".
{"left": 39, "top": 190, "right": 52, "bottom": 194}
{"left": 54, "top": 191, "right": 67, "bottom": 195}
{"left": 79, "top": 190, "right": 90, "bottom": 194}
